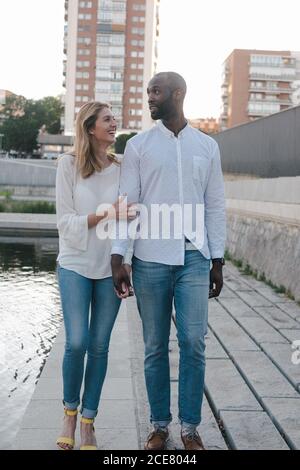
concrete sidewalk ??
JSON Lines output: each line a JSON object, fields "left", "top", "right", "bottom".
{"left": 13, "top": 261, "right": 300, "bottom": 450}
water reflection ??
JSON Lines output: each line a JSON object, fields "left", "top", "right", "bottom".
{"left": 0, "top": 238, "right": 61, "bottom": 449}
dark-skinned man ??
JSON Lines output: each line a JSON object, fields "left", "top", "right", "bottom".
{"left": 111, "top": 72, "right": 226, "bottom": 450}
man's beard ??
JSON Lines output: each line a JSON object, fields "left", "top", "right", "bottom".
{"left": 151, "top": 95, "right": 176, "bottom": 120}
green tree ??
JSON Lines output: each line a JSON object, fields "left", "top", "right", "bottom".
{"left": 0, "top": 95, "right": 62, "bottom": 153}
{"left": 114, "top": 132, "right": 137, "bottom": 154}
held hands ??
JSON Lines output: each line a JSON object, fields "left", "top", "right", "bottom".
{"left": 209, "top": 264, "right": 223, "bottom": 298}
{"left": 97, "top": 195, "right": 138, "bottom": 222}
{"left": 112, "top": 263, "right": 134, "bottom": 299}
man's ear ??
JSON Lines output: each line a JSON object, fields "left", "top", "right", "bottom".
{"left": 173, "top": 89, "right": 182, "bottom": 101}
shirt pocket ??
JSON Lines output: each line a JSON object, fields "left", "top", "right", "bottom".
{"left": 192, "top": 155, "right": 209, "bottom": 188}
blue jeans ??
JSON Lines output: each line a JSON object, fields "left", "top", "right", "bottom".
{"left": 132, "top": 250, "right": 210, "bottom": 426}
{"left": 57, "top": 265, "right": 121, "bottom": 418}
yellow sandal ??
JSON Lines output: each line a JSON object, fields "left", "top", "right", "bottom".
{"left": 80, "top": 417, "right": 98, "bottom": 450}
{"left": 56, "top": 408, "right": 78, "bottom": 450}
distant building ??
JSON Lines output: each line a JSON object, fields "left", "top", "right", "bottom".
{"left": 220, "top": 49, "right": 300, "bottom": 130}
{"left": 37, "top": 133, "right": 73, "bottom": 159}
{"left": 63, "top": 0, "right": 160, "bottom": 136}
{"left": 0, "top": 90, "right": 18, "bottom": 125}
{"left": 189, "top": 117, "right": 219, "bottom": 135}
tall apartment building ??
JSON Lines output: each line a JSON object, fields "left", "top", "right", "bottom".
{"left": 63, "top": 0, "right": 160, "bottom": 135}
{"left": 220, "top": 49, "right": 300, "bottom": 130}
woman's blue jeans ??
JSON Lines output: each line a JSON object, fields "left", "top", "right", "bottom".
{"left": 57, "top": 265, "right": 121, "bottom": 418}
{"left": 132, "top": 250, "right": 210, "bottom": 427}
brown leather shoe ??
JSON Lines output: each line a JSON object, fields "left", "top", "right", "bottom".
{"left": 144, "top": 429, "right": 169, "bottom": 450}
{"left": 181, "top": 431, "right": 205, "bottom": 450}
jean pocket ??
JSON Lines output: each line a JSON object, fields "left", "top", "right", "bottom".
{"left": 192, "top": 155, "right": 209, "bottom": 187}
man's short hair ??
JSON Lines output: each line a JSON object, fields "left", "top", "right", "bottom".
{"left": 153, "top": 72, "right": 187, "bottom": 96}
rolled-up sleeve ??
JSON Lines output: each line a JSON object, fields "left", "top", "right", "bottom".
{"left": 56, "top": 156, "right": 88, "bottom": 251}
{"left": 111, "top": 140, "right": 141, "bottom": 257}
{"left": 204, "top": 142, "right": 226, "bottom": 259}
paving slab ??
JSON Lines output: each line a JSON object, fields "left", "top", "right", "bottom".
{"left": 218, "top": 285, "right": 237, "bottom": 299}
{"left": 255, "top": 287, "right": 293, "bottom": 304}
{"left": 261, "top": 397, "right": 300, "bottom": 450}
{"left": 218, "top": 297, "right": 258, "bottom": 318}
{"left": 230, "top": 351, "right": 299, "bottom": 398}
{"left": 208, "top": 313, "right": 260, "bottom": 352}
{"left": 276, "top": 302, "right": 300, "bottom": 322}
{"left": 205, "top": 359, "right": 262, "bottom": 413}
{"left": 255, "top": 306, "right": 300, "bottom": 330}
{"left": 279, "top": 329, "right": 300, "bottom": 344}
{"left": 208, "top": 298, "right": 228, "bottom": 316}
{"left": 223, "top": 276, "right": 252, "bottom": 292}
{"left": 205, "top": 328, "right": 228, "bottom": 359}
{"left": 219, "top": 411, "right": 289, "bottom": 450}
{"left": 261, "top": 343, "right": 300, "bottom": 391}
{"left": 237, "top": 291, "right": 273, "bottom": 308}
{"left": 234, "top": 316, "right": 288, "bottom": 345}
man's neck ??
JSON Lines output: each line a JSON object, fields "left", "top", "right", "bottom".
{"left": 162, "top": 114, "right": 187, "bottom": 137}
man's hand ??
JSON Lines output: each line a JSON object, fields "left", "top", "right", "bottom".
{"left": 209, "top": 263, "right": 223, "bottom": 298}
{"left": 111, "top": 255, "right": 134, "bottom": 299}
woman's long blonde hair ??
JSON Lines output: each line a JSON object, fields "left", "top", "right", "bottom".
{"left": 73, "top": 101, "right": 119, "bottom": 178}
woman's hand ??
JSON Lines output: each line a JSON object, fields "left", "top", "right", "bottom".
{"left": 109, "top": 195, "right": 138, "bottom": 221}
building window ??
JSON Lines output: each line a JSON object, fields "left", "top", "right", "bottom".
{"left": 78, "top": 49, "right": 91, "bottom": 56}
{"left": 77, "top": 61, "right": 90, "bottom": 67}
{"left": 79, "top": 1, "right": 92, "bottom": 7}
{"left": 132, "top": 4, "right": 146, "bottom": 11}
{"left": 131, "top": 27, "right": 145, "bottom": 35}
{"left": 76, "top": 95, "right": 90, "bottom": 102}
{"left": 78, "top": 13, "right": 92, "bottom": 20}
{"left": 130, "top": 86, "right": 136, "bottom": 93}
{"left": 132, "top": 16, "right": 145, "bottom": 22}
{"left": 76, "top": 84, "right": 89, "bottom": 91}
{"left": 131, "top": 39, "right": 144, "bottom": 47}
{"left": 76, "top": 71, "right": 90, "bottom": 78}
{"left": 78, "top": 37, "right": 91, "bottom": 45}
{"left": 78, "top": 25, "right": 91, "bottom": 32}
{"left": 98, "top": 33, "right": 125, "bottom": 46}
{"left": 130, "top": 75, "right": 137, "bottom": 81}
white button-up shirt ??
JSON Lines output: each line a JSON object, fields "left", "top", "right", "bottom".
{"left": 111, "top": 120, "right": 226, "bottom": 265}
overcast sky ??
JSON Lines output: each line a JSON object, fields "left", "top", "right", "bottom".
{"left": 0, "top": 0, "right": 299, "bottom": 118}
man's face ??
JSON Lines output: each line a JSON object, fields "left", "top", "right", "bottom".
{"left": 147, "top": 77, "right": 176, "bottom": 120}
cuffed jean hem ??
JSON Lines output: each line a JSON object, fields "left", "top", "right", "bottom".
{"left": 80, "top": 407, "right": 98, "bottom": 419}
{"left": 181, "top": 421, "right": 199, "bottom": 436}
{"left": 151, "top": 415, "right": 172, "bottom": 428}
{"left": 179, "top": 416, "right": 201, "bottom": 427}
{"left": 63, "top": 400, "right": 80, "bottom": 411}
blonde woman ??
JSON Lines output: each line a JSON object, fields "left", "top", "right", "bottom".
{"left": 55, "top": 102, "right": 134, "bottom": 450}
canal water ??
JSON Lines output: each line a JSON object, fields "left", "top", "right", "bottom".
{"left": 0, "top": 238, "right": 61, "bottom": 449}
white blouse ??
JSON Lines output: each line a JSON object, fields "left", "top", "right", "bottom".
{"left": 56, "top": 154, "right": 132, "bottom": 279}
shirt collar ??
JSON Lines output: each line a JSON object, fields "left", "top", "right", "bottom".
{"left": 157, "top": 120, "right": 190, "bottom": 139}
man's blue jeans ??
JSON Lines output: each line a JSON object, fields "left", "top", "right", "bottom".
{"left": 57, "top": 265, "right": 121, "bottom": 418}
{"left": 132, "top": 250, "right": 210, "bottom": 426}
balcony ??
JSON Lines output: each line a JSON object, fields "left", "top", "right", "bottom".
{"left": 249, "top": 85, "right": 292, "bottom": 94}
{"left": 249, "top": 73, "right": 295, "bottom": 82}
